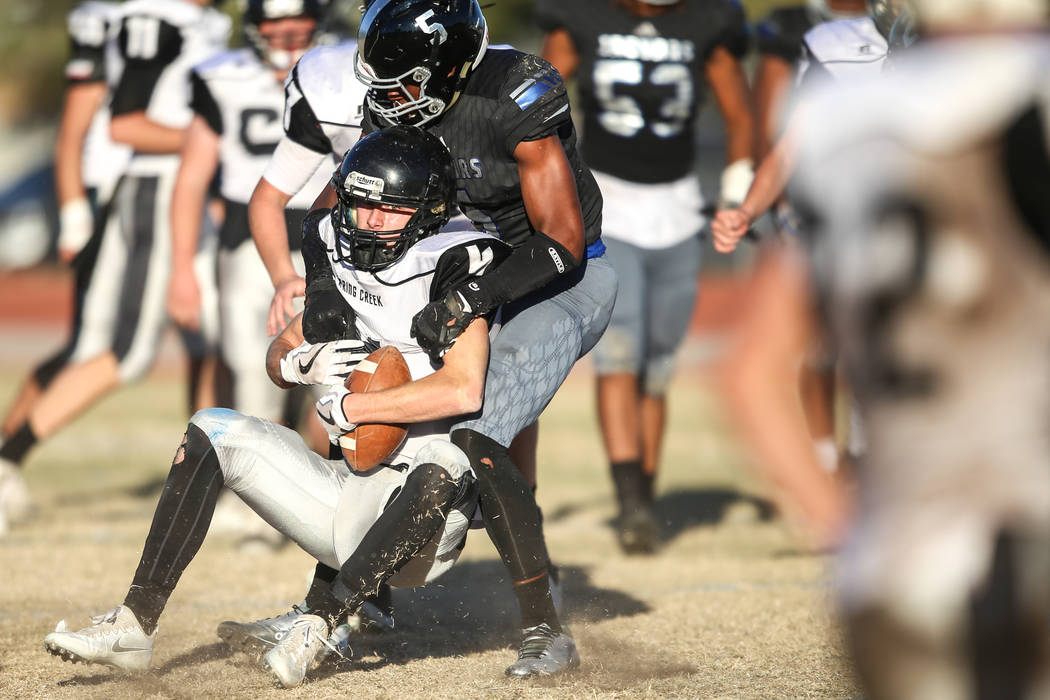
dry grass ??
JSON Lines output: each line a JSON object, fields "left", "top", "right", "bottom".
{"left": 0, "top": 363, "right": 859, "bottom": 698}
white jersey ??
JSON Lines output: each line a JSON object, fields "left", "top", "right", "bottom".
{"left": 261, "top": 41, "right": 367, "bottom": 197}
{"left": 65, "top": 1, "right": 130, "bottom": 192}
{"left": 791, "top": 37, "right": 1050, "bottom": 607}
{"left": 110, "top": 0, "right": 230, "bottom": 176}
{"left": 315, "top": 216, "right": 510, "bottom": 462}
{"left": 798, "top": 16, "right": 888, "bottom": 86}
{"left": 190, "top": 48, "right": 332, "bottom": 208}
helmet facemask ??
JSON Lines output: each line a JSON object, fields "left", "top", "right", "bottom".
{"left": 332, "top": 170, "right": 449, "bottom": 271}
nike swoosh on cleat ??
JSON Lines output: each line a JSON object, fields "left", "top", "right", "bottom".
{"left": 111, "top": 640, "right": 151, "bottom": 653}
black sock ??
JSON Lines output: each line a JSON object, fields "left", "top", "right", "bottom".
{"left": 305, "top": 562, "right": 339, "bottom": 612}
{"left": 452, "top": 429, "right": 560, "bottom": 633}
{"left": 641, "top": 471, "right": 656, "bottom": 505}
{"left": 123, "top": 424, "right": 224, "bottom": 635}
{"left": 0, "top": 422, "right": 37, "bottom": 465}
{"left": 328, "top": 462, "right": 463, "bottom": 628}
{"left": 611, "top": 460, "right": 647, "bottom": 516}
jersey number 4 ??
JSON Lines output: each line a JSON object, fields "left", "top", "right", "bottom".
{"left": 594, "top": 60, "right": 692, "bottom": 139}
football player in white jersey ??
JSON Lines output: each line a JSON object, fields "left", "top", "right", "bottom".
{"left": 248, "top": 36, "right": 366, "bottom": 335}
{"left": 0, "top": 0, "right": 230, "bottom": 530}
{"left": 721, "top": 2, "right": 1050, "bottom": 696}
{"left": 44, "top": 126, "right": 512, "bottom": 689}
{"left": 0, "top": 0, "right": 127, "bottom": 531}
{"left": 167, "top": 0, "right": 331, "bottom": 424}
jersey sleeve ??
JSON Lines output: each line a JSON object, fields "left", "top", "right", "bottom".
{"left": 64, "top": 5, "right": 110, "bottom": 84}
{"left": 429, "top": 238, "right": 513, "bottom": 304}
{"left": 755, "top": 8, "right": 808, "bottom": 63}
{"left": 495, "top": 56, "right": 573, "bottom": 156}
{"left": 109, "top": 15, "right": 185, "bottom": 116}
{"left": 189, "top": 71, "right": 222, "bottom": 135}
{"left": 706, "top": 0, "right": 750, "bottom": 59}
{"left": 282, "top": 63, "right": 334, "bottom": 155}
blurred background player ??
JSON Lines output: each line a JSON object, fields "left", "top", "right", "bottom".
{"left": 537, "top": 0, "right": 754, "bottom": 554}
{"left": 0, "top": 0, "right": 129, "bottom": 531}
{"left": 166, "top": 0, "right": 336, "bottom": 548}
{"left": 0, "top": 0, "right": 230, "bottom": 531}
{"left": 722, "top": 0, "right": 1050, "bottom": 696}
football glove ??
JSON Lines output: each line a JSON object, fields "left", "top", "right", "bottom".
{"left": 410, "top": 282, "right": 489, "bottom": 364}
{"left": 280, "top": 339, "right": 371, "bottom": 386}
{"left": 316, "top": 384, "right": 356, "bottom": 444}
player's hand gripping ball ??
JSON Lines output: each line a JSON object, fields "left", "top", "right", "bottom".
{"left": 339, "top": 345, "right": 411, "bottom": 470}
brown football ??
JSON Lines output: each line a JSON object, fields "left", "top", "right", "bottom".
{"left": 339, "top": 346, "right": 411, "bottom": 470}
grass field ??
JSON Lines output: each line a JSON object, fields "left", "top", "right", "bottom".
{"left": 0, "top": 361, "right": 859, "bottom": 698}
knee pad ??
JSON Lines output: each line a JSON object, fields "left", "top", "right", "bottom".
{"left": 188, "top": 407, "right": 242, "bottom": 447}
{"left": 642, "top": 353, "right": 676, "bottom": 396}
{"left": 413, "top": 439, "right": 473, "bottom": 482}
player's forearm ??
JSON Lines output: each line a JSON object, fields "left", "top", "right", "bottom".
{"left": 54, "top": 83, "right": 106, "bottom": 205}
{"left": 110, "top": 113, "right": 185, "bottom": 154}
{"left": 343, "top": 322, "right": 488, "bottom": 424}
{"left": 739, "top": 139, "right": 795, "bottom": 221}
{"left": 249, "top": 178, "right": 299, "bottom": 286}
{"left": 266, "top": 314, "right": 306, "bottom": 388}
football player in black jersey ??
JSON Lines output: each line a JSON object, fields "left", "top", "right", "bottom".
{"left": 538, "top": 0, "right": 754, "bottom": 555}
{"left": 44, "top": 126, "right": 509, "bottom": 688}
{"left": 353, "top": 0, "right": 617, "bottom": 677}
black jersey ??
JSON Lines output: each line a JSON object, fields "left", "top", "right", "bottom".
{"left": 364, "top": 48, "right": 602, "bottom": 249}
{"left": 536, "top": 0, "right": 747, "bottom": 184}
{"left": 754, "top": 5, "right": 816, "bottom": 64}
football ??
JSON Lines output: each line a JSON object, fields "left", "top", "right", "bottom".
{"left": 339, "top": 346, "right": 412, "bottom": 470}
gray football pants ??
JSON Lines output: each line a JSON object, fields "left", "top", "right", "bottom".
{"left": 455, "top": 254, "right": 617, "bottom": 446}
{"left": 190, "top": 408, "right": 474, "bottom": 587}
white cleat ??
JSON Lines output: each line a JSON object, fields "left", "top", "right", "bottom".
{"left": 0, "top": 457, "right": 32, "bottom": 526}
{"left": 44, "top": 606, "right": 155, "bottom": 672}
{"left": 261, "top": 614, "right": 332, "bottom": 688}
{"left": 217, "top": 603, "right": 305, "bottom": 657}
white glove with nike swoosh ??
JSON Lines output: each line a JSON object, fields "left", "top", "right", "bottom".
{"left": 280, "top": 339, "right": 370, "bottom": 386}
{"left": 316, "top": 385, "right": 356, "bottom": 444}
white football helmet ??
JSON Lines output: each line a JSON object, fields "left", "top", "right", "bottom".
{"left": 911, "top": 0, "right": 1049, "bottom": 28}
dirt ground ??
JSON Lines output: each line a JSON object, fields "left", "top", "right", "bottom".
{"left": 0, "top": 360, "right": 858, "bottom": 698}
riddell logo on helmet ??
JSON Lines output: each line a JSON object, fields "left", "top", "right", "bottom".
{"left": 548, "top": 247, "right": 565, "bottom": 273}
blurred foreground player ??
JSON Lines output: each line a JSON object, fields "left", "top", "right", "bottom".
{"left": 537, "top": 0, "right": 754, "bottom": 554}
{"left": 721, "top": 2, "right": 1050, "bottom": 696}
{"left": 44, "top": 126, "right": 509, "bottom": 688}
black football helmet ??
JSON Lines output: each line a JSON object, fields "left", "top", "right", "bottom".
{"left": 243, "top": 0, "right": 326, "bottom": 70}
{"left": 868, "top": 0, "right": 904, "bottom": 38}
{"left": 331, "top": 126, "right": 455, "bottom": 271}
{"left": 354, "top": 0, "right": 488, "bottom": 126}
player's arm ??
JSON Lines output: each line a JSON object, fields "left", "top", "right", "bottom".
{"left": 54, "top": 82, "right": 107, "bottom": 262}
{"left": 109, "top": 16, "right": 187, "bottom": 153}
{"left": 266, "top": 314, "right": 306, "bottom": 389}
{"left": 705, "top": 45, "right": 754, "bottom": 178}
{"left": 753, "top": 53, "right": 796, "bottom": 161}
{"left": 251, "top": 60, "right": 337, "bottom": 334}
{"left": 343, "top": 317, "right": 490, "bottom": 424}
{"left": 167, "top": 115, "right": 220, "bottom": 330}
{"left": 540, "top": 28, "right": 578, "bottom": 80}
{"left": 711, "top": 100, "right": 810, "bottom": 254}
{"left": 265, "top": 312, "right": 370, "bottom": 389}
